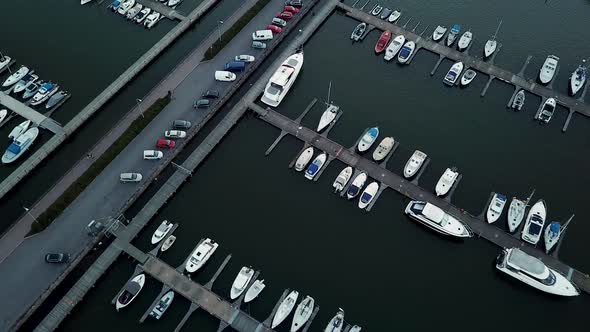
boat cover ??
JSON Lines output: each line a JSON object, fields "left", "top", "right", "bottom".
{"left": 550, "top": 222, "right": 560, "bottom": 233}
{"left": 422, "top": 203, "right": 445, "bottom": 225}
{"left": 7, "top": 143, "right": 20, "bottom": 155}
{"left": 507, "top": 249, "right": 546, "bottom": 275}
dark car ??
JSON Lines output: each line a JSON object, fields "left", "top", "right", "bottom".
{"left": 45, "top": 253, "right": 70, "bottom": 264}
{"left": 202, "top": 90, "right": 219, "bottom": 99}
{"left": 285, "top": 0, "right": 303, "bottom": 7}
{"left": 172, "top": 120, "right": 191, "bottom": 129}
{"left": 193, "top": 99, "right": 210, "bottom": 108}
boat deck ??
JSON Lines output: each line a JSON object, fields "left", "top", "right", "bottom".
{"left": 0, "top": 92, "right": 64, "bottom": 134}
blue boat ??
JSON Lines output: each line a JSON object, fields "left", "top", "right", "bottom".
{"left": 304, "top": 153, "right": 326, "bottom": 180}
{"left": 446, "top": 24, "right": 461, "bottom": 46}
{"left": 357, "top": 127, "right": 379, "bottom": 152}
{"left": 109, "top": 0, "right": 122, "bottom": 10}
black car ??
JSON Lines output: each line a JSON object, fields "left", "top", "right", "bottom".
{"left": 286, "top": 0, "right": 303, "bottom": 7}
{"left": 202, "top": 90, "right": 219, "bottom": 99}
{"left": 45, "top": 253, "right": 70, "bottom": 264}
{"left": 173, "top": 120, "right": 192, "bottom": 129}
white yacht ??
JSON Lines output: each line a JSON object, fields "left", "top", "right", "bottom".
{"left": 372, "top": 137, "right": 394, "bottom": 161}
{"left": 244, "top": 279, "right": 265, "bottom": 303}
{"left": 404, "top": 150, "right": 427, "bottom": 178}
{"left": 115, "top": 274, "right": 145, "bottom": 310}
{"left": 443, "top": 62, "right": 464, "bottom": 86}
{"left": 30, "top": 82, "right": 59, "bottom": 106}
{"left": 507, "top": 198, "right": 526, "bottom": 233}
{"left": 0, "top": 56, "right": 11, "bottom": 72}
{"left": 117, "top": 0, "right": 135, "bottom": 15}
{"left": 317, "top": 104, "right": 339, "bottom": 132}
{"left": 405, "top": 201, "right": 472, "bottom": 238}
{"left": 160, "top": 235, "right": 176, "bottom": 252}
{"left": 358, "top": 182, "right": 379, "bottom": 209}
{"left": 2, "top": 127, "right": 39, "bottom": 164}
{"left": 538, "top": 98, "right": 556, "bottom": 123}
{"left": 8, "top": 120, "right": 31, "bottom": 140}
{"left": 384, "top": 35, "right": 405, "bottom": 61}
{"left": 570, "top": 61, "right": 586, "bottom": 96}
{"left": 460, "top": 69, "right": 476, "bottom": 86}
{"left": 290, "top": 296, "right": 314, "bottom": 332}
{"left": 539, "top": 55, "right": 559, "bottom": 84}
{"left": 272, "top": 290, "right": 299, "bottom": 328}
{"left": 12, "top": 73, "right": 38, "bottom": 94}
{"left": 144, "top": 12, "right": 161, "bottom": 29}
{"left": 521, "top": 200, "right": 546, "bottom": 245}
{"left": 435, "top": 167, "right": 459, "bottom": 197}
{"left": 387, "top": 10, "right": 401, "bottom": 22}
{"left": 185, "top": 238, "right": 218, "bottom": 273}
{"left": 333, "top": 166, "right": 353, "bottom": 193}
{"left": 304, "top": 153, "right": 326, "bottom": 180}
{"left": 230, "top": 266, "right": 254, "bottom": 299}
{"left": 294, "top": 147, "right": 314, "bottom": 171}
{"left": 261, "top": 51, "right": 304, "bottom": 107}
{"left": 149, "top": 290, "right": 174, "bottom": 320}
{"left": 457, "top": 30, "right": 472, "bottom": 51}
{"left": 397, "top": 41, "right": 415, "bottom": 64}
{"left": 2, "top": 66, "right": 29, "bottom": 87}
{"left": 496, "top": 248, "right": 579, "bottom": 296}
{"left": 432, "top": 25, "right": 447, "bottom": 42}
{"left": 151, "top": 220, "right": 173, "bottom": 244}
{"left": 486, "top": 193, "right": 507, "bottom": 224}
{"left": 346, "top": 172, "right": 367, "bottom": 199}
{"left": 357, "top": 127, "right": 379, "bottom": 152}
{"left": 324, "top": 309, "right": 345, "bottom": 332}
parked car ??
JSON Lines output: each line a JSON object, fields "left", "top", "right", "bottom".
{"left": 215, "top": 70, "right": 236, "bottom": 82}
{"left": 276, "top": 11, "right": 293, "bottom": 20}
{"left": 45, "top": 253, "right": 70, "bottom": 264}
{"left": 143, "top": 150, "right": 163, "bottom": 160}
{"left": 252, "top": 29, "right": 273, "bottom": 41}
{"left": 235, "top": 54, "right": 255, "bottom": 62}
{"left": 252, "top": 41, "right": 267, "bottom": 49}
{"left": 285, "top": 0, "right": 303, "bottom": 7}
{"left": 267, "top": 25, "right": 283, "bottom": 34}
{"left": 120, "top": 172, "right": 143, "bottom": 183}
{"left": 284, "top": 5, "right": 300, "bottom": 13}
{"left": 156, "top": 138, "right": 176, "bottom": 149}
{"left": 173, "top": 120, "right": 191, "bottom": 129}
{"left": 272, "top": 17, "right": 287, "bottom": 27}
{"left": 87, "top": 219, "right": 105, "bottom": 236}
{"left": 165, "top": 130, "right": 187, "bottom": 138}
{"left": 224, "top": 61, "right": 246, "bottom": 72}
{"left": 194, "top": 99, "right": 211, "bottom": 108}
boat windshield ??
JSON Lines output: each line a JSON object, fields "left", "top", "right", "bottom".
{"left": 528, "top": 222, "right": 542, "bottom": 236}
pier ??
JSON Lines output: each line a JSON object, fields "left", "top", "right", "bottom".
{"left": 0, "top": 92, "right": 64, "bottom": 134}
{"left": 135, "top": 0, "right": 187, "bottom": 21}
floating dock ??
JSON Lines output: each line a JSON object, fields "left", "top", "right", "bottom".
{"left": 0, "top": 92, "right": 63, "bottom": 134}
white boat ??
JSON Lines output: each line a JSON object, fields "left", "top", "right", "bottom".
{"left": 357, "top": 127, "right": 379, "bottom": 152}
{"left": 8, "top": 120, "right": 31, "bottom": 140}
{"left": 457, "top": 30, "right": 472, "bottom": 51}
{"left": 30, "top": 82, "right": 59, "bottom": 106}
{"left": 324, "top": 309, "right": 345, "bottom": 332}
{"left": 271, "top": 290, "right": 299, "bottom": 328}
{"left": 404, "top": 150, "right": 427, "bottom": 178}
{"left": 160, "top": 235, "right": 176, "bottom": 252}
{"left": 511, "top": 90, "right": 525, "bottom": 111}
{"left": 294, "top": 147, "right": 314, "bottom": 171}
{"left": 460, "top": 69, "right": 476, "bottom": 86}
{"left": 397, "top": 41, "right": 415, "bottom": 64}
{"left": 358, "top": 182, "right": 379, "bottom": 209}
{"left": 496, "top": 248, "right": 579, "bottom": 296}
{"left": 507, "top": 198, "right": 526, "bottom": 233}
{"left": 484, "top": 20, "right": 502, "bottom": 58}
{"left": 125, "top": 3, "right": 142, "bottom": 19}
{"left": 244, "top": 279, "right": 265, "bottom": 303}
{"left": 346, "top": 172, "right": 367, "bottom": 199}
{"left": 134, "top": 7, "right": 151, "bottom": 23}
{"left": 115, "top": 274, "right": 145, "bottom": 310}
{"left": 405, "top": 201, "right": 472, "bottom": 238}
{"left": 2, "top": 66, "right": 29, "bottom": 87}
{"left": 261, "top": 51, "right": 304, "bottom": 107}
{"left": 22, "top": 80, "right": 43, "bottom": 99}
{"left": 149, "top": 290, "right": 174, "bottom": 319}
{"left": 0, "top": 56, "right": 11, "bottom": 72}
{"left": 168, "top": 0, "right": 182, "bottom": 6}
{"left": 2, "top": 127, "right": 39, "bottom": 164}
{"left": 230, "top": 266, "right": 254, "bottom": 299}
{"left": 372, "top": 137, "right": 394, "bottom": 161}
{"left": 384, "top": 35, "right": 405, "bottom": 61}
{"left": 539, "top": 55, "right": 559, "bottom": 84}
{"left": 443, "top": 62, "right": 464, "bottom": 86}
{"left": 521, "top": 200, "right": 546, "bottom": 245}
{"left": 570, "top": 61, "right": 586, "bottom": 96}
{"left": 446, "top": 24, "right": 461, "bottom": 46}
{"left": 486, "top": 193, "right": 507, "bottom": 223}
{"left": 144, "top": 12, "right": 161, "bottom": 29}
{"left": 81, "top": 0, "right": 93, "bottom": 4}
{"left": 432, "top": 25, "right": 447, "bottom": 41}
{"left": 290, "top": 296, "right": 314, "bottom": 332}
{"left": 317, "top": 104, "right": 339, "bottom": 132}
{"left": 371, "top": 5, "right": 383, "bottom": 16}
{"left": 387, "top": 10, "right": 401, "bottom": 23}
{"left": 151, "top": 220, "right": 173, "bottom": 244}
{"left": 185, "top": 238, "right": 218, "bottom": 273}
{"left": 333, "top": 166, "right": 353, "bottom": 193}
{"left": 0, "top": 109, "right": 6, "bottom": 123}
{"left": 435, "top": 167, "right": 458, "bottom": 197}
{"left": 544, "top": 215, "right": 572, "bottom": 253}
{"left": 538, "top": 98, "right": 556, "bottom": 123}
{"left": 304, "top": 153, "right": 326, "bottom": 180}
{"left": 350, "top": 23, "right": 366, "bottom": 42}
{"left": 13, "top": 73, "right": 38, "bottom": 94}
{"left": 349, "top": 326, "right": 362, "bottom": 332}
{"left": 117, "top": 0, "right": 135, "bottom": 15}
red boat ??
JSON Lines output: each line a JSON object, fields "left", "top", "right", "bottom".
{"left": 284, "top": 5, "right": 300, "bottom": 13}
{"left": 267, "top": 24, "right": 283, "bottom": 33}
{"left": 276, "top": 11, "right": 293, "bottom": 20}
{"left": 374, "top": 31, "right": 392, "bottom": 54}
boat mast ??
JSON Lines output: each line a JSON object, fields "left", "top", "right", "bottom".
{"left": 326, "top": 81, "right": 333, "bottom": 105}
{"left": 524, "top": 188, "right": 535, "bottom": 205}
{"left": 492, "top": 20, "right": 503, "bottom": 40}
{"left": 561, "top": 214, "right": 575, "bottom": 231}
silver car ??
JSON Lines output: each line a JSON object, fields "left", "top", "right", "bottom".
{"left": 120, "top": 173, "right": 143, "bottom": 183}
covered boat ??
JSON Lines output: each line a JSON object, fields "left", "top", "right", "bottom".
{"left": 346, "top": 172, "right": 367, "bottom": 199}
{"left": 115, "top": 274, "right": 146, "bottom": 310}
{"left": 294, "top": 147, "right": 314, "bottom": 171}
{"left": 397, "top": 41, "right": 415, "bottom": 64}
{"left": 372, "top": 137, "right": 394, "bottom": 161}
{"left": 405, "top": 201, "right": 472, "bottom": 238}
{"left": 304, "top": 153, "right": 327, "bottom": 180}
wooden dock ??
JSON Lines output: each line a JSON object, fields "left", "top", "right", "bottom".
{"left": 0, "top": 92, "right": 64, "bottom": 134}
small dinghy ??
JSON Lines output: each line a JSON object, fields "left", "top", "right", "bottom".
{"left": 358, "top": 182, "right": 379, "bottom": 209}
{"left": 244, "top": 279, "right": 265, "bottom": 303}
{"left": 486, "top": 193, "right": 507, "bottom": 224}
{"left": 511, "top": 90, "right": 525, "bottom": 111}
{"left": 2, "top": 66, "right": 29, "bottom": 87}
{"left": 538, "top": 98, "right": 556, "bottom": 123}
{"left": 380, "top": 8, "right": 392, "bottom": 20}
{"left": 457, "top": 30, "right": 472, "bottom": 51}
{"left": 372, "top": 137, "right": 394, "bottom": 161}
{"left": 324, "top": 309, "right": 345, "bottom": 332}
{"left": 432, "top": 25, "right": 447, "bottom": 42}
{"left": 160, "top": 235, "right": 176, "bottom": 252}
{"left": 290, "top": 296, "right": 314, "bottom": 332}
{"left": 357, "top": 127, "right": 379, "bottom": 152}
{"left": 347, "top": 172, "right": 367, "bottom": 199}
{"left": 371, "top": 4, "right": 383, "bottom": 16}
{"left": 272, "top": 290, "right": 299, "bottom": 328}
{"left": 387, "top": 10, "right": 401, "bottom": 23}
{"left": 151, "top": 220, "right": 173, "bottom": 244}
{"left": 230, "top": 266, "right": 255, "bottom": 299}
{"left": 404, "top": 150, "right": 427, "bottom": 178}
{"left": 460, "top": 69, "right": 476, "bottom": 86}
{"left": 304, "top": 153, "right": 326, "bottom": 180}
{"left": 333, "top": 166, "right": 353, "bottom": 193}
{"left": 149, "top": 290, "right": 174, "bottom": 320}
{"left": 115, "top": 274, "right": 145, "bottom": 311}
{"left": 435, "top": 167, "right": 459, "bottom": 197}
{"left": 397, "top": 41, "right": 415, "bottom": 64}
{"left": 384, "top": 35, "right": 405, "bottom": 61}
{"left": 350, "top": 23, "right": 366, "bottom": 42}
{"left": 443, "top": 62, "right": 464, "bottom": 86}
{"left": 294, "top": 147, "right": 314, "bottom": 171}
{"left": 8, "top": 120, "right": 31, "bottom": 140}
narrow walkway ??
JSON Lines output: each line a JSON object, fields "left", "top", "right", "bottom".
{"left": 0, "top": 92, "right": 63, "bottom": 134}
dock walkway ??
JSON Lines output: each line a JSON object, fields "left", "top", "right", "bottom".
{"left": 135, "top": 0, "right": 187, "bottom": 21}
{"left": 0, "top": 92, "right": 63, "bottom": 134}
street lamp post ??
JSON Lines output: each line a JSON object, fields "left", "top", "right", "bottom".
{"left": 136, "top": 98, "right": 144, "bottom": 118}
{"left": 23, "top": 206, "right": 38, "bottom": 223}
{"left": 217, "top": 20, "right": 224, "bottom": 42}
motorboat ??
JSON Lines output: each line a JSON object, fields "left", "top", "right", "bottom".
{"left": 294, "top": 147, "right": 314, "bottom": 171}
{"left": 538, "top": 98, "right": 556, "bottom": 123}
{"left": 290, "top": 296, "right": 314, "bottom": 332}
{"left": 333, "top": 166, "right": 353, "bottom": 193}
{"left": 115, "top": 274, "right": 145, "bottom": 310}
{"left": 261, "top": 51, "right": 304, "bottom": 107}
{"left": 570, "top": 62, "right": 586, "bottom": 96}
{"left": 244, "top": 279, "right": 265, "bottom": 303}
{"left": 357, "top": 127, "right": 379, "bottom": 152}
{"left": 484, "top": 20, "right": 502, "bottom": 58}
{"left": 495, "top": 248, "right": 579, "bottom": 296}
{"left": 387, "top": 10, "right": 401, "bottom": 23}
{"left": 2, "top": 127, "right": 39, "bottom": 164}
{"left": 2, "top": 66, "right": 29, "bottom": 87}
{"left": 160, "top": 235, "right": 176, "bottom": 252}
{"left": 144, "top": 12, "right": 161, "bottom": 29}
{"left": 81, "top": 0, "right": 93, "bottom": 4}
{"left": 539, "top": 55, "right": 559, "bottom": 84}
{"left": 45, "top": 91, "right": 68, "bottom": 109}
{"left": 446, "top": 24, "right": 461, "bottom": 46}
{"left": 0, "top": 55, "right": 11, "bottom": 72}
{"left": 304, "top": 153, "right": 326, "bottom": 180}
{"left": 457, "top": 30, "right": 472, "bottom": 51}
{"left": 486, "top": 193, "right": 507, "bottom": 223}
{"left": 149, "top": 290, "right": 174, "bottom": 319}
{"left": 384, "top": 35, "right": 405, "bottom": 61}
{"left": 117, "top": 0, "right": 135, "bottom": 15}
{"left": 374, "top": 31, "right": 391, "bottom": 54}
{"left": 403, "top": 150, "right": 427, "bottom": 178}
{"left": 22, "top": 80, "right": 44, "bottom": 99}
{"left": 0, "top": 109, "right": 6, "bottom": 123}
{"left": 507, "top": 198, "right": 526, "bottom": 233}
{"left": 30, "top": 82, "right": 59, "bottom": 106}
{"left": 371, "top": 5, "right": 383, "bottom": 16}
{"left": 460, "top": 69, "right": 476, "bottom": 86}
{"left": 350, "top": 23, "right": 366, "bottom": 42}
{"left": 443, "top": 62, "right": 464, "bottom": 86}
{"left": 372, "top": 137, "right": 394, "bottom": 161}
{"left": 511, "top": 90, "right": 525, "bottom": 111}
{"left": 109, "top": 0, "right": 121, "bottom": 10}
{"left": 12, "top": 73, "right": 38, "bottom": 94}
{"left": 349, "top": 326, "right": 362, "bottom": 332}
{"left": 134, "top": 7, "right": 151, "bottom": 24}
{"left": 271, "top": 290, "right": 299, "bottom": 328}
{"left": 521, "top": 200, "right": 547, "bottom": 245}
{"left": 435, "top": 167, "right": 459, "bottom": 197}
{"left": 185, "top": 238, "right": 218, "bottom": 273}
{"left": 380, "top": 8, "right": 392, "bottom": 20}
{"left": 8, "top": 120, "right": 31, "bottom": 140}
{"left": 151, "top": 220, "right": 173, "bottom": 244}
{"left": 317, "top": 104, "right": 339, "bottom": 132}
{"left": 397, "top": 41, "right": 415, "bottom": 64}
{"left": 358, "top": 182, "right": 379, "bottom": 209}
{"left": 324, "top": 309, "right": 345, "bottom": 332}
{"left": 346, "top": 172, "right": 367, "bottom": 199}
{"left": 168, "top": 0, "right": 182, "bottom": 7}
{"left": 432, "top": 25, "right": 447, "bottom": 42}
{"left": 125, "top": 3, "right": 142, "bottom": 19}
{"left": 405, "top": 201, "right": 472, "bottom": 238}
{"left": 230, "top": 266, "right": 254, "bottom": 299}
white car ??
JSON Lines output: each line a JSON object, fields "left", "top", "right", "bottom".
{"left": 120, "top": 173, "right": 142, "bottom": 183}
{"left": 252, "top": 29, "right": 273, "bottom": 41}
{"left": 235, "top": 54, "right": 255, "bottom": 62}
{"left": 143, "top": 150, "right": 163, "bottom": 160}
{"left": 215, "top": 70, "right": 236, "bottom": 82}
{"left": 165, "top": 130, "right": 187, "bottom": 138}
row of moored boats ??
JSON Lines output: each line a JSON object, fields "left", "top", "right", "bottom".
{"left": 106, "top": 0, "right": 165, "bottom": 29}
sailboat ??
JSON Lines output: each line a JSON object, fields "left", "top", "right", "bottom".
{"left": 544, "top": 215, "right": 574, "bottom": 253}
{"left": 484, "top": 20, "right": 502, "bottom": 58}
{"left": 507, "top": 189, "right": 535, "bottom": 233}
{"left": 570, "top": 60, "right": 587, "bottom": 96}
{"left": 317, "top": 81, "right": 339, "bottom": 132}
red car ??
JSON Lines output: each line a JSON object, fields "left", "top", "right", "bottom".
{"left": 156, "top": 139, "right": 176, "bottom": 149}
{"left": 284, "top": 5, "right": 300, "bottom": 13}
{"left": 267, "top": 24, "right": 283, "bottom": 33}
{"left": 276, "top": 11, "right": 293, "bottom": 20}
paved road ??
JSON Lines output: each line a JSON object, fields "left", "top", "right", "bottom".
{"left": 0, "top": 0, "right": 287, "bottom": 330}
